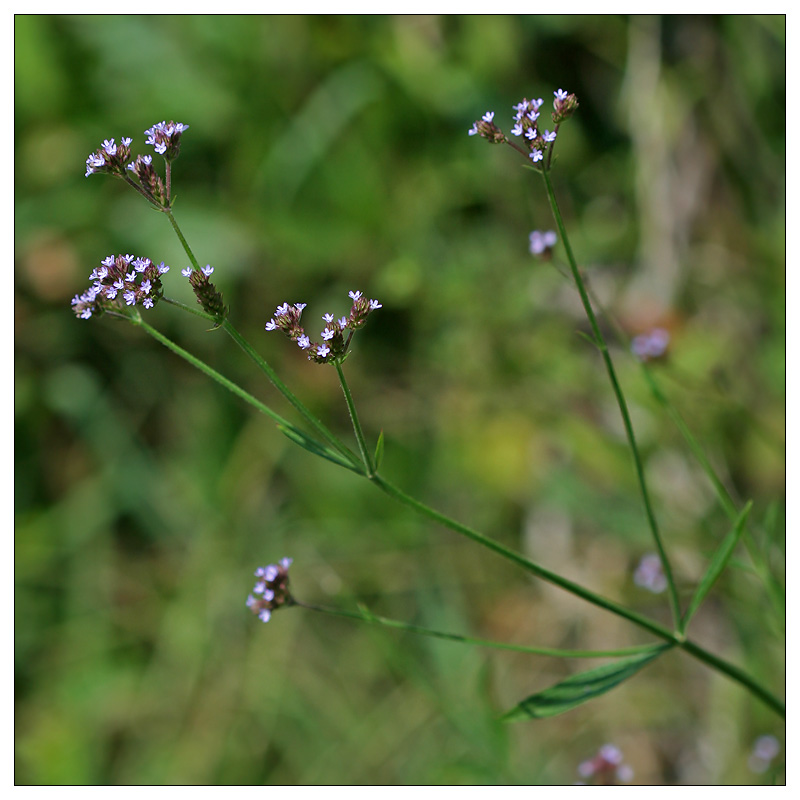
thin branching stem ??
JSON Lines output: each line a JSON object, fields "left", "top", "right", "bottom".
{"left": 540, "top": 168, "right": 682, "bottom": 628}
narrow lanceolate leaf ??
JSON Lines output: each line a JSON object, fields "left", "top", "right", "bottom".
{"left": 277, "top": 424, "right": 364, "bottom": 473}
{"left": 501, "top": 646, "right": 670, "bottom": 721}
{"left": 681, "top": 501, "right": 753, "bottom": 631}
{"left": 374, "top": 430, "right": 385, "bottom": 471}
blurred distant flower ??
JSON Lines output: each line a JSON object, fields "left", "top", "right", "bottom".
{"left": 748, "top": 735, "right": 781, "bottom": 774}
{"left": 577, "top": 744, "right": 633, "bottom": 785}
{"left": 246, "top": 558, "right": 294, "bottom": 623}
{"left": 633, "top": 554, "right": 667, "bottom": 594}
{"left": 265, "top": 290, "right": 382, "bottom": 364}
{"left": 529, "top": 230, "right": 558, "bottom": 257}
{"left": 71, "top": 254, "right": 169, "bottom": 320}
{"left": 631, "top": 328, "right": 670, "bottom": 362}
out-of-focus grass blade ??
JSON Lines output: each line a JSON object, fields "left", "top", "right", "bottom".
{"left": 681, "top": 501, "right": 753, "bottom": 632}
{"left": 374, "top": 430, "right": 385, "bottom": 471}
{"left": 501, "top": 646, "right": 669, "bottom": 721}
{"left": 278, "top": 424, "right": 364, "bottom": 473}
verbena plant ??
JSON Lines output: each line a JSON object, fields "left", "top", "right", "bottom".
{"left": 72, "top": 98, "right": 784, "bottom": 738}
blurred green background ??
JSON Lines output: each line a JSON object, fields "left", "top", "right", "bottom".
{"left": 15, "top": 15, "right": 785, "bottom": 785}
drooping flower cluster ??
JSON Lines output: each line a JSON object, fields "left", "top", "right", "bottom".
{"left": 631, "top": 328, "right": 670, "bottom": 362}
{"left": 529, "top": 229, "right": 557, "bottom": 257}
{"left": 576, "top": 744, "right": 633, "bottom": 785}
{"left": 246, "top": 558, "right": 294, "bottom": 623}
{"left": 84, "top": 119, "right": 189, "bottom": 210}
{"left": 265, "top": 290, "right": 382, "bottom": 364}
{"left": 180, "top": 264, "right": 228, "bottom": 320}
{"left": 633, "top": 553, "right": 667, "bottom": 594}
{"left": 71, "top": 254, "right": 170, "bottom": 320}
{"left": 469, "top": 89, "right": 578, "bottom": 166}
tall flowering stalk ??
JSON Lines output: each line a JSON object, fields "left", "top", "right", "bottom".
{"left": 71, "top": 109, "right": 784, "bottom": 723}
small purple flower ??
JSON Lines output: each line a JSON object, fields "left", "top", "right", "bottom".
{"left": 101, "top": 139, "right": 117, "bottom": 155}
{"left": 529, "top": 230, "right": 557, "bottom": 256}
{"left": 247, "top": 558, "right": 293, "bottom": 625}
{"left": 511, "top": 122, "right": 524, "bottom": 136}
{"left": 265, "top": 319, "right": 277, "bottom": 331}
{"left": 201, "top": 264, "right": 214, "bottom": 277}
{"left": 323, "top": 313, "right": 334, "bottom": 323}
{"left": 317, "top": 344, "right": 330, "bottom": 358}
{"left": 297, "top": 335, "right": 311, "bottom": 349}
{"left": 140, "top": 279, "right": 152, "bottom": 295}
{"left": 529, "top": 149, "right": 544, "bottom": 163}
{"left": 349, "top": 290, "right": 362, "bottom": 301}
{"left": 321, "top": 328, "right": 335, "bottom": 341}
{"left": 748, "top": 735, "right": 781, "bottom": 774}
{"left": 123, "top": 290, "right": 136, "bottom": 306}
{"left": 481, "top": 111, "right": 495, "bottom": 123}
{"left": 542, "top": 130, "right": 557, "bottom": 143}
{"left": 468, "top": 122, "right": 479, "bottom": 136}
{"left": 369, "top": 299, "right": 382, "bottom": 310}
{"left": 142, "top": 297, "right": 154, "bottom": 309}
{"left": 631, "top": 328, "right": 670, "bottom": 362}
{"left": 633, "top": 554, "right": 667, "bottom": 593}
{"left": 554, "top": 88, "right": 569, "bottom": 101}
{"left": 101, "top": 255, "right": 115, "bottom": 267}
{"left": 275, "top": 303, "right": 290, "bottom": 316}
{"left": 338, "top": 316, "right": 348, "bottom": 328}
{"left": 524, "top": 128, "right": 538, "bottom": 140}
{"left": 181, "top": 266, "right": 193, "bottom": 277}
{"left": 157, "top": 262, "right": 169, "bottom": 274}
{"left": 295, "top": 303, "right": 307, "bottom": 312}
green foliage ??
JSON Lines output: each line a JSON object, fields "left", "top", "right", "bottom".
{"left": 15, "top": 14, "right": 784, "bottom": 785}
{"left": 502, "top": 646, "right": 671, "bottom": 721}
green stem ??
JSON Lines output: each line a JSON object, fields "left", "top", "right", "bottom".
{"left": 161, "top": 211, "right": 361, "bottom": 468}
{"left": 335, "top": 362, "right": 375, "bottom": 476}
{"left": 223, "top": 320, "right": 361, "bottom": 468}
{"left": 371, "top": 474, "right": 673, "bottom": 642}
{"left": 130, "top": 315, "right": 784, "bottom": 718}
{"left": 370, "top": 473, "right": 783, "bottom": 717}
{"left": 293, "top": 600, "right": 662, "bottom": 659}
{"left": 540, "top": 168, "right": 682, "bottom": 628}
{"left": 135, "top": 316, "right": 295, "bottom": 430}
{"left": 165, "top": 209, "right": 202, "bottom": 273}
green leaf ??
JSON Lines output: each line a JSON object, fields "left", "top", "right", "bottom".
{"left": 681, "top": 501, "right": 753, "bottom": 631}
{"left": 501, "top": 646, "right": 669, "bottom": 721}
{"left": 277, "top": 424, "right": 363, "bottom": 473}
{"left": 374, "top": 430, "right": 385, "bottom": 471}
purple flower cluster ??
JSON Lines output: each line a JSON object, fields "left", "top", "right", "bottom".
{"left": 144, "top": 120, "right": 189, "bottom": 160}
{"left": 84, "top": 136, "right": 133, "bottom": 178}
{"left": 71, "top": 254, "right": 169, "bottom": 320}
{"left": 246, "top": 558, "right": 293, "bottom": 623}
{"left": 631, "top": 328, "right": 670, "bottom": 362}
{"left": 265, "top": 290, "right": 382, "bottom": 364}
{"left": 576, "top": 744, "right": 633, "bottom": 785}
{"left": 633, "top": 554, "right": 667, "bottom": 594}
{"left": 84, "top": 119, "right": 189, "bottom": 210}
{"left": 469, "top": 89, "right": 578, "bottom": 165}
